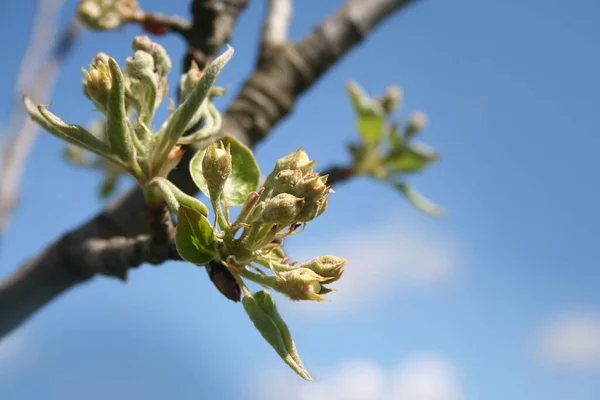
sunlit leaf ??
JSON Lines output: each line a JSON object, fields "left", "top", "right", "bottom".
{"left": 387, "top": 142, "right": 438, "bottom": 173}
{"left": 175, "top": 206, "right": 216, "bottom": 264}
{"left": 190, "top": 136, "right": 260, "bottom": 205}
{"left": 243, "top": 290, "right": 311, "bottom": 380}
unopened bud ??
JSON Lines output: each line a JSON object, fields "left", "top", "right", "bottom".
{"left": 295, "top": 173, "right": 329, "bottom": 199}
{"left": 180, "top": 60, "right": 202, "bottom": 102}
{"left": 406, "top": 111, "right": 428, "bottom": 138}
{"left": 274, "top": 149, "right": 314, "bottom": 175}
{"left": 277, "top": 268, "right": 328, "bottom": 301}
{"left": 202, "top": 142, "right": 232, "bottom": 200}
{"left": 300, "top": 255, "right": 346, "bottom": 284}
{"left": 82, "top": 58, "right": 113, "bottom": 112}
{"left": 77, "top": 0, "right": 128, "bottom": 30}
{"left": 379, "top": 85, "right": 403, "bottom": 115}
{"left": 261, "top": 193, "right": 305, "bottom": 225}
{"left": 272, "top": 169, "right": 303, "bottom": 195}
{"left": 132, "top": 36, "right": 171, "bottom": 75}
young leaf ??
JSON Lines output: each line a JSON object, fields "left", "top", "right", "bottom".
{"left": 190, "top": 136, "right": 260, "bottom": 206}
{"left": 387, "top": 142, "right": 438, "bottom": 173}
{"left": 346, "top": 81, "right": 385, "bottom": 143}
{"left": 175, "top": 206, "right": 216, "bottom": 264}
{"left": 242, "top": 290, "right": 312, "bottom": 380}
{"left": 394, "top": 182, "right": 444, "bottom": 217}
{"left": 152, "top": 46, "right": 233, "bottom": 173}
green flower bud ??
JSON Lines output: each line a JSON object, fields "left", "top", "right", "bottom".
{"left": 296, "top": 197, "right": 322, "bottom": 222}
{"left": 406, "top": 111, "right": 428, "bottom": 138}
{"left": 272, "top": 169, "right": 303, "bottom": 195}
{"left": 300, "top": 255, "right": 346, "bottom": 284}
{"left": 277, "top": 268, "right": 329, "bottom": 301}
{"left": 180, "top": 60, "right": 202, "bottom": 103}
{"left": 202, "top": 142, "right": 232, "bottom": 200}
{"left": 260, "top": 193, "right": 305, "bottom": 225}
{"left": 132, "top": 36, "right": 171, "bottom": 76}
{"left": 379, "top": 85, "right": 403, "bottom": 115}
{"left": 274, "top": 149, "right": 315, "bottom": 175}
{"left": 77, "top": 0, "right": 121, "bottom": 30}
{"left": 295, "top": 173, "right": 329, "bottom": 199}
{"left": 82, "top": 58, "right": 112, "bottom": 112}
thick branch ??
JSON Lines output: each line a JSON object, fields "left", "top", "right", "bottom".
{"left": 224, "top": 0, "right": 418, "bottom": 145}
{"left": 258, "top": 0, "right": 292, "bottom": 64}
{"left": 0, "top": 0, "right": 419, "bottom": 339}
{"left": 185, "top": 0, "right": 250, "bottom": 69}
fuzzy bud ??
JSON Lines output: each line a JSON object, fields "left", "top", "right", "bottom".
{"left": 274, "top": 149, "right": 315, "bottom": 175}
{"left": 406, "top": 111, "right": 428, "bottom": 138}
{"left": 202, "top": 142, "right": 232, "bottom": 200}
{"left": 82, "top": 58, "right": 113, "bottom": 112}
{"left": 179, "top": 61, "right": 202, "bottom": 103}
{"left": 261, "top": 193, "right": 305, "bottom": 225}
{"left": 378, "top": 85, "right": 403, "bottom": 115}
{"left": 277, "top": 268, "right": 329, "bottom": 301}
{"left": 272, "top": 169, "right": 303, "bottom": 195}
{"left": 300, "top": 256, "right": 346, "bottom": 284}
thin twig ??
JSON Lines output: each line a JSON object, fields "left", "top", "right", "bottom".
{"left": 123, "top": 11, "right": 192, "bottom": 37}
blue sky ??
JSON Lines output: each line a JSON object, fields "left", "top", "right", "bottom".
{"left": 1, "top": 0, "right": 600, "bottom": 399}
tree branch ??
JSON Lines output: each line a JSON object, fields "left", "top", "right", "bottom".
{"left": 185, "top": 0, "right": 250, "bottom": 69}
{"left": 223, "top": 0, "right": 418, "bottom": 145}
{"left": 0, "top": 0, "right": 420, "bottom": 339}
{"left": 258, "top": 0, "right": 292, "bottom": 65}
{"left": 0, "top": 1, "right": 82, "bottom": 238}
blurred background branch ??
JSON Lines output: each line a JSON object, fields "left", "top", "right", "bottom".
{"left": 0, "top": 0, "right": 82, "bottom": 240}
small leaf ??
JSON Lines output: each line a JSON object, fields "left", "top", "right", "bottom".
{"left": 175, "top": 206, "right": 217, "bottom": 264}
{"left": 106, "top": 58, "right": 135, "bottom": 163}
{"left": 190, "top": 136, "right": 260, "bottom": 206}
{"left": 153, "top": 46, "right": 233, "bottom": 169}
{"left": 394, "top": 182, "right": 444, "bottom": 217}
{"left": 356, "top": 109, "right": 385, "bottom": 143}
{"left": 243, "top": 290, "right": 312, "bottom": 380}
{"left": 346, "top": 81, "right": 385, "bottom": 143}
{"left": 387, "top": 122, "right": 403, "bottom": 152}
{"left": 387, "top": 142, "right": 438, "bottom": 173}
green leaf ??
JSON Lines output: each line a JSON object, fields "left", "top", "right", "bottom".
{"left": 387, "top": 142, "right": 438, "bottom": 173}
{"left": 356, "top": 109, "right": 385, "bottom": 143}
{"left": 345, "top": 81, "right": 386, "bottom": 143}
{"left": 152, "top": 46, "right": 233, "bottom": 172}
{"left": 190, "top": 136, "right": 260, "bottom": 206}
{"left": 106, "top": 58, "right": 135, "bottom": 163}
{"left": 394, "top": 182, "right": 444, "bottom": 217}
{"left": 175, "top": 206, "right": 216, "bottom": 264}
{"left": 242, "top": 290, "right": 311, "bottom": 380}
{"left": 387, "top": 122, "right": 403, "bottom": 152}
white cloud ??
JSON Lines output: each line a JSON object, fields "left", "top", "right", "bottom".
{"left": 538, "top": 312, "right": 600, "bottom": 368}
{"left": 286, "top": 220, "right": 458, "bottom": 312}
{"left": 254, "top": 354, "right": 462, "bottom": 400}
{"left": 391, "top": 355, "right": 462, "bottom": 400}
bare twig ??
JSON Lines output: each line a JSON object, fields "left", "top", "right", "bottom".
{"left": 0, "top": 0, "right": 82, "bottom": 237}
{"left": 0, "top": 0, "right": 420, "bottom": 339}
{"left": 123, "top": 11, "right": 192, "bottom": 36}
{"left": 258, "top": 0, "right": 292, "bottom": 64}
